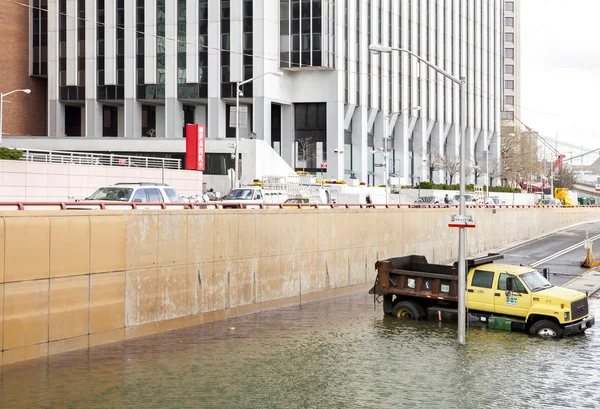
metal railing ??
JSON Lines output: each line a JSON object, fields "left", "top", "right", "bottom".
{"left": 20, "top": 149, "right": 182, "bottom": 170}
{"left": 0, "top": 201, "right": 593, "bottom": 211}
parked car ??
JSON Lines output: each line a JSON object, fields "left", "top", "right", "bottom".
{"left": 69, "top": 183, "right": 184, "bottom": 209}
{"left": 484, "top": 196, "right": 505, "bottom": 206}
{"left": 451, "top": 194, "right": 478, "bottom": 205}
{"left": 536, "top": 198, "right": 561, "bottom": 206}
{"left": 284, "top": 196, "right": 323, "bottom": 208}
{"left": 410, "top": 196, "right": 444, "bottom": 208}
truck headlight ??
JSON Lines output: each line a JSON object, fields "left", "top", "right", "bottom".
{"left": 564, "top": 312, "right": 570, "bottom": 321}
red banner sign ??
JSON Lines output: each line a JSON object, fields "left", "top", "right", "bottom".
{"left": 185, "top": 124, "right": 206, "bottom": 171}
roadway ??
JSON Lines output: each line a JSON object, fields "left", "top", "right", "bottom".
{"left": 500, "top": 221, "right": 600, "bottom": 294}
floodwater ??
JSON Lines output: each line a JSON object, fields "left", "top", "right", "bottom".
{"left": 1, "top": 293, "right": 599, "bottom": 409}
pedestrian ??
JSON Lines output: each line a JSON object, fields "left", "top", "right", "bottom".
{"left": 366, "top": 194, "right": 373, "bottom": 209}
{"left": 444, "top": 194, "right": 450, "bottom": 204}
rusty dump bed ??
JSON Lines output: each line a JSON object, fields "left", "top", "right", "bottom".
{"left": 369, "top": 254, "right": 503, "bottom": 303}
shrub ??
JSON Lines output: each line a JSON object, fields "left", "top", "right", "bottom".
{"left": 0, "top": 147, "right": 23, "bottom": 161}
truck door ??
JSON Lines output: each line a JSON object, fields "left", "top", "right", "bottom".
{"left": 466, "top": 269, "right": 496, "bottom": 313}
{"left": 494, "top": 272, "right": 532, "bottom": 318}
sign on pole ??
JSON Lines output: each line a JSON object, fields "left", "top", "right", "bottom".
{"left": 185, "top": 123, "right": 206, "bottom": 171}
{"left": 320, "top": 163, "right": 328, "bottom": 169}
{"left": 448, "top": 215, "right": 476, "bottom": 228}
{"left": 229, "top": 106, "right": 248, "bottom": 128}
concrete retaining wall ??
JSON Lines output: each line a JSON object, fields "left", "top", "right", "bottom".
{"left": 1, "top": 207, "right": 599, "bottom": 366}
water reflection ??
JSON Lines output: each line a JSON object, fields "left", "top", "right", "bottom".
{"left": 1, "top": 294, "right": 599, "bottom": 408}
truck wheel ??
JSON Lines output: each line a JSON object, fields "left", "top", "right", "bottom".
{"left": 529, "top": 320, "right": 564, "bottom": 338}
{"left": 392, "top": 301, "right": 422, "bottom": 320}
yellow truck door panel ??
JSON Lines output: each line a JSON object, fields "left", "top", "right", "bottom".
{"left": 494, "top": 273, "right": 532, "bottom": 317}
{"left": 466, "top": 269, "right": 496, "bottom": 313}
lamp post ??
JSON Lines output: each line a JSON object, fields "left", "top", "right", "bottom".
{"left": 370, "top": 43, "right": 468, "bottom": 346}
{"left": 234, "top": 72, "right": 283, "bottom": 188}
{"left": 0, "top": 88, "right": 32, "bottom": 146}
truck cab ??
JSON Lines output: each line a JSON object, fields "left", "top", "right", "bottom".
{"left": 466, "top": 263, "right": 594, "bottom": 336}
{"left": 370, "top": 253, "right": 595, "bottom": 338}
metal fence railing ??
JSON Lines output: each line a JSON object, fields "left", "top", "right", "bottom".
{"left": 21, "top": 149, "right": 182, "bottom": 170}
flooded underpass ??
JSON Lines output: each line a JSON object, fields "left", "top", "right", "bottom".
{"left": 1, "top": 292, "right": 599, "bottom": 409}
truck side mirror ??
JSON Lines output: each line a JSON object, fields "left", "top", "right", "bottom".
{"left": 506, "top": 277, "right": 513, "bottom": 293}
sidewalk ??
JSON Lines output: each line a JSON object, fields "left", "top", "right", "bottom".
{"left": 563, "top": 267, "right": 600, "bottom": 297}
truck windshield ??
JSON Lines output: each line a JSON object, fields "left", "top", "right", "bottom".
{"left": 223, "top": 189, "right": 255, "bottom": 200}
{"left": 520, "top": 270, "right": 553, "bottom": 292}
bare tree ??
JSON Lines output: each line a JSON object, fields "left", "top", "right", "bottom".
{"left": 425, "top": 150, "right": 443, "bottom": 182}
{"left": 297, "top": 136, "right": 315, "bottom": 171}
{"left": 553, "top": 165, "right": 577, "bottom": 190}
{"left": 439, "top": 155, "right": 461, "bottom": 184}
{"left": 470, "top": 157, "right": 482, "bottom": 184}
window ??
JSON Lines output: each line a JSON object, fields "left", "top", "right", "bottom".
{"left": 501, "top": 111, "right": 514, "bottom": 119}
{"left": 505, "top": 17, "right": 514, "bottom": 27}
{"left": 505, "top": 1, "right": 514, "bottom": 11}
{"left": 146, "top": 188, "right": 163, "bottom": 202}
{"left": 505, "top": 80, "right": 514, "bottom": 89}
{"left": 505, "top": 65, "right": 514, "bottom": 74}
{"left": 163, "top": 188, "right": 181, "bottom": 202}
{"left": 471, "top": 270, "right": 494, "bottom": 289}
{"left": 132, "top": 190, "right": 148, "bottom": 202}
{"left": 504, "top": 33, "right": 514, "bottom": 43}
{"left": 505, "top": 95, "right": 515, "bottom": 105}
{"left": 505, "top": 48, "right": 514, "bottom": 59}
{"left": 498, "top": 273, "right": 526, "bottom": 292}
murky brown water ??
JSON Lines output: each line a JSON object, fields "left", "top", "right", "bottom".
{"left": 1, "top": 293, "right": 599, "bottom": 409}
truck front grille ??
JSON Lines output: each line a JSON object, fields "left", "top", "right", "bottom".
{"left": 571, "top": 298, "right": 589, "bottom": 321}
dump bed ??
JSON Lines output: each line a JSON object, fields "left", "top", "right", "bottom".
{"left": 369, "top": 254, "right": 503, "bottom": 302}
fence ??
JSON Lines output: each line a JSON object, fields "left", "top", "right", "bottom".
{"left": 20, "top": 149, "right": 182, "bottom": 170}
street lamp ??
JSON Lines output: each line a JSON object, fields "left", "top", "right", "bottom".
{"left": 234, "top": 71, "right": 283, "bottom": 188}
{"left": 0, "top": 88, "right": 32, "bottom": 146}
{"left": 375, "top": 106, "right": 420, "bottom": 205}
{"left": 370, "top": 43, "right": 468, "bottom": 346}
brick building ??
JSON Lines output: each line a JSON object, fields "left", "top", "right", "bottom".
{"left": 0, "top": 1, "right": 47, "bottom": 138}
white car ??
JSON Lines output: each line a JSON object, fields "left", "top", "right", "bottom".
{"left": 70, "top": 183, "right": 184, "bottom": 209}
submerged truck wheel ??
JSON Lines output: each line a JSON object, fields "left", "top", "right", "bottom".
{"left": 392, "top": 301, "right": 423, "bottom": 320}
{"left": 529, "top": 320, "right": 564, "bottom": 338}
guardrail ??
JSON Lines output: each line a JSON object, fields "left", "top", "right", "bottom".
{"left": 20, "top": 149, "right": 182, "bottom": 170}
{"left": 0, "top": 202, "right": 594, "bottom": 211}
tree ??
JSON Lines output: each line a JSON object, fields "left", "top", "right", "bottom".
{"left": 297, "top": 136, "right": 315, "bottom": 171}
{"left": 470, "top": 157, "right": 482, "bottom": 185}
{"left": 553, "top": 165, "right": 576, "bottom": 190}
{"left": 425, "top": 150, "right": 443, "bottom": 182}
{"left": 439, "top": 155, "right": 461, "bottom": 184}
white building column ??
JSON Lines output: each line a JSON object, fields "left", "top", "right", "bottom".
{"left": 207, "top": 0, "right": 222, "bottom": 139}
{"left": 65, "top": 0, "right": 78, "bottom": 86}
{"left": 351, "top": 106, "right": 368, "bottom": 183}
{"left": 84, "top": 0, "right": 101, "bottom": 137}
{"left": 280, "top": 103, "right": 294, "bottom": 167}
{"left": 326, "top": 101, "right": 345, "bottom": 180}
{"left": 124, "top": 0, "right": 141, "bottom": 138}
{"left": 164, "top": 4, "right": 182, "bottom": 138}
{"left": 104, "top": 0, "right": 117, "bottom": 85}
{"left": 47, "top": 0, "right": 63, "bottom": 137}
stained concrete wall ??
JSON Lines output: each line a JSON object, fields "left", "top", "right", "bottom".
{"left": 1, "top": 207, "right": 599, "bottom": 366}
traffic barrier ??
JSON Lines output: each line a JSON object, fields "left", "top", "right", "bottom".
{"left": 1, "top": 201, "right": 600, "bottom": 211}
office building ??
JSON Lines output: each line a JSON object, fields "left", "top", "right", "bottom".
{"left": 22, "top": 0, "right": 505, "bottom": 185}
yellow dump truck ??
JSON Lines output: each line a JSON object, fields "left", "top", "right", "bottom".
{"left": 370, "top": 254, "right": 595, "bottom": 337}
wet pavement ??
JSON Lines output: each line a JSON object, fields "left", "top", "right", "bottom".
{"left": 2, "top": 222, "right": 600, "bottom": 408}
{"left": 0, "top": 292, "right": 599, "bottom": 409}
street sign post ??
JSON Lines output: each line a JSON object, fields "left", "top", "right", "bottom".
{"left": 229, "top": 106, "right": 248, "bottom": 128}
{"left": 448, "top": 215, "right": 476, "bottom": 228}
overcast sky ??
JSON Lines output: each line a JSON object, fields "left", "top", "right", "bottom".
{"left": 520, "top": 0, "right": 600, "bottom": 161}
